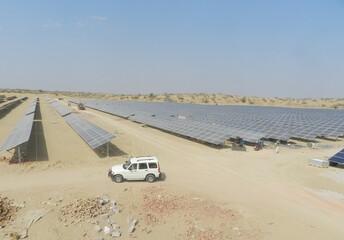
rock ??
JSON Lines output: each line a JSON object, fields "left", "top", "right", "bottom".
{"left": 110, "top": 205, "right": 119, "bottom": 214}
{"left": 111, "top": 230, "right": 121, "bottom": 237}
{"left": 94, "top": 237, "right": 103, "bottom": 240}
{"left": 103, "top": 226, "right": 111, "bottom": 235}
{"left": 100, "top": 214, "right": 109, "bottom": 219}
{"left": 128, "top": 219, "right": 138, "bottom": 233}
{"left": 95, "top": 225, "right": 102, "bottom": 232}
{"left": 99, "top": 195, "right": 110, "bottom": 205}
{"left": 128, "top": 225, "right": 135, "bottom": 233}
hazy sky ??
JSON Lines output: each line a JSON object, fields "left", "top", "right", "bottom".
{"left": 1, "top": 1, "right": 344, "bottom": 98}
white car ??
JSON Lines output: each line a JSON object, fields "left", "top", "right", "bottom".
{"left": 108, "top": 156, "right": 161, "bottom": 183}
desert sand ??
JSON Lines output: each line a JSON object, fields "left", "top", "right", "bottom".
{"left": 1, "top": 93, "right": 344, "bottom": 240}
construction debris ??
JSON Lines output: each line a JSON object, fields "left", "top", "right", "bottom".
{"left": 0, "top": 196, "right": 16, "bottom": 227}
{"left": 60, "top": 195, "right": 128, "bottom": 238}
{"left": 60, "top": 196, "right": 118, "bottom": 220}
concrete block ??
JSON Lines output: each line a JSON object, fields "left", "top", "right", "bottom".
{"left": 309, "top": 159, "right": 329, "bottom": 168}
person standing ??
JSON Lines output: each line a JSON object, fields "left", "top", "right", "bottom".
{"left": 274, "top": 140, "right": 280, "bottom": 154}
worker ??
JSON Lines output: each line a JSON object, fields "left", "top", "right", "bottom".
{"left": 275, "top": 140, "right": 280, "bottom": 154}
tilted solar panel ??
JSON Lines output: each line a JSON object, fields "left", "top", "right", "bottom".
{"left": 64, "top": 113, "right": 115, "bottom": 149}
{"left": 0, "top": 113, "right": 35, "bottom": 152}
{"left": 25, "top": 102, "right": 37, "bottom": 115}
{"left": 329, "top": 149, "right": 344, "bottom": 164}
{"left": 50, "top": 101, "right": 71, "bottom": 117}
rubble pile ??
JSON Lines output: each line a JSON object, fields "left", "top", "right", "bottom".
{"left": 0, "top": 196, "right": 16, "bottom": 227}
{"left": 186, "top": 225, "right": 223, "bottom": 240}
{"left": 60, "top": 196, "right": 117, "bottom": 220}
{"left": 60, "top": 195, "right": 139, "bottom": 238}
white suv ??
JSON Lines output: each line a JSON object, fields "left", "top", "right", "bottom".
{"left": 108, "top": 156, "right": 161, "bottom": 183}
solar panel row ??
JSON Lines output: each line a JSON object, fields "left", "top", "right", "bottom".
{"left": 47, "top": 97, "right": 115, "bottom": 149}
{"left": 329, "top": 149, "right": 344, "bottom": 164}
{"left": 0, "top": 98, "right": 37, "bottom": 153}
{"left": 70, "top": 100, "right": 344, "bottom": 145}
{"left": 46, "top": 97, "right": 71, "bottom": 117}
{"left": 64, "top": 113, "right": 115, "bottom": 149}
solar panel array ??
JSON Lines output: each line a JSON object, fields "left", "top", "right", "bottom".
{"left": 0, "top": 98, "right": 37, "bottom": 152}
{"left": 46, "top": 98, "right": 71, "bottom": 117}
{"left": 47, "top": 97, "right": 115, "bottom": 149}
{"left": 64, "top": 114, "right": 115, "bottom": 149}
{"left": 70, "top": 100, "right": 344, "bottom": 145}
{"left": 329, "top": 149, "right": 344, "bottom": 164}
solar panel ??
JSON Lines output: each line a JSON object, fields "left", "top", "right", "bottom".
{"left": 329, "top": 149, "right": 344, "bottom": 164}
{"left": 45, "top": 97, "right": 55, "bottom": 104}
{"left": 64, "top": 113, "right": 115, "bottom": 149}
{"left": 49, "top": 101, "right": 71, "bottom": 117}
{"left": 25, "top": 101, "right": 37, "bottom": 115}
{"left": 0, "top": 112, "right": 35, "bottom": 152}
{"left": 71, "top": 99, "right": 344, "bottom": 146}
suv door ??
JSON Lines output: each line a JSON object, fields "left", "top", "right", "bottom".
{"left": 137, "top": 162, "right": 149, "bottom": 180}
{"left": 125, "top": 163, "right": 138, "bottom": 180}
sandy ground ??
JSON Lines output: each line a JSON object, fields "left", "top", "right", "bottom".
{"left": 0, "top": 95, "right": 344, "bottom": 240}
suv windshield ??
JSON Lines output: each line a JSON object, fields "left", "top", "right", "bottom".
{"left": 123, "top": 160, "right": 131, "bottom": 169}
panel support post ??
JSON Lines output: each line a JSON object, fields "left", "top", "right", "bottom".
{"left": 107, "top": 143, "right": 109, "bottom": 157}
{"left": 18, "top": 145, "right": 21, "bottom": 163}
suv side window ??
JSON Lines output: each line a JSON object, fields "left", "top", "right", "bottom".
{"left": 129, "top": 163, "right": 137, "bottom": 170}
{"left": 138, "top": 163, "right": 148, "bottom": 170}
{"left": 148, "top": 162, "right": 157, "bottom": 169}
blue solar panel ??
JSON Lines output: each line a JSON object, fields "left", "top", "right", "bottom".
{"left": 48, "top": 100, "right": 71, "bottom": 117}
{"left": 64, "top": 113, "right": 115, "bottom": 149}
{"left": 329, "top": 149, "right": 344, "bottom": 164}
{"left": 25, "top": 101, "right": 37, "bottom": 115}
{"left": 70, "top": 99, "right": 344, "bottom": 146}
{"left": 0, "top": 109, "right": 35, "bottom": 152}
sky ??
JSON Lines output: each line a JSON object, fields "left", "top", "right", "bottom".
{"left": 0, "top": 1, "right": 344, "bottom": 98}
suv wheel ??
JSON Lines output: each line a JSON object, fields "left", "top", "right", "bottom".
{"left": 146, "top": 174, "right": 155, "bottom": 183}
{"left": 113, "top": 174, "right": 123, "bottom": 183}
